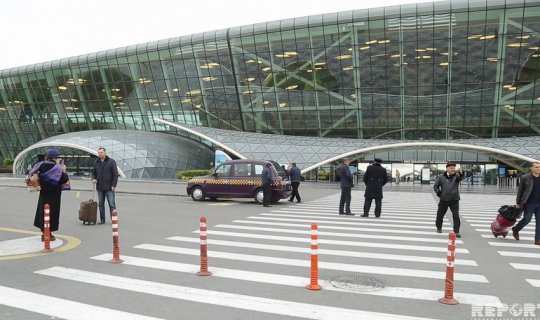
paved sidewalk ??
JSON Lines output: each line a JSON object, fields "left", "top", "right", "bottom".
{"left": 1, "top": 174, "right": 518, "bottom": 196}
{"left": 0, "top": 175, "right": 187, "bottom": 197}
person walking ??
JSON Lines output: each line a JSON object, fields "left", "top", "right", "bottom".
{"left": 466, "top": 170, "right": 473, "bottom": 188}
{"left": 261, "top": 162, "right": 273, "bottom": 207}
{"left": 395, "top": 169, "right": 400, "bottom": 185}
{"left": 338, "top": 159, "right": 354, "bottom": 215}
{"left": 362, "top": 158, "right": 388, "bottom": 218}
{"left": 281, "top": 165, "right": 289, "bottom": 177}
{"left": 92, "top": 147, "right": 118, "bottom": 224}
{"left": 288, "top": 163, "right": 302, "bottom": 203}
{"left": 512, "top": 162, "right": 540, "bottom": 245}
{"left": 434, "top": 162, "right": 465, "bottom": 238}
{"left": 29, "top": 149, "right": 69, "bottom": 241}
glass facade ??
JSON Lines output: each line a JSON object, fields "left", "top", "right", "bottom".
{"left": 1, "top": 0, "right": 540, "bottom": 164}
{"left": 12, "top": 130, "right": 214, "bottom": 179}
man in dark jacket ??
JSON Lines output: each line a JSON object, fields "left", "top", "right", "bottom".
{"left": 512, "top": 162, "right": 540, "bottom": 245}
{"left": 433, "top": 163, "right": 465, "bottom": 237}
{"left": 362, "top": 158, "right": 388, "bottom": 217}
{"left": 288, "top": 163, "right": 302, "bottom": 203}
{"left": 92, "top": 147, "right": 118, "bottom": 224}
{"left": 261, "top": 162, "right": 273, "bottom": 207}
{"left": 338, "top": 159, "right": 354, "bottom": 215}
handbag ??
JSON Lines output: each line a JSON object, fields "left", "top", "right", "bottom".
{"left": 498, "top": 205, "right": 523, "bottom": 220}
{"left": 62, "top": 178, "right": 71, "bottom": 191}
{"left": 25, "top": 173, "right": 41, "bottom": 192}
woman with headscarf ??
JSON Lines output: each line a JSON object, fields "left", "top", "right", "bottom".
{"left": 28, "top": 149, "right": 68, "bottom": 241}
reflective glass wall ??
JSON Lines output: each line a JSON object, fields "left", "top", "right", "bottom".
{"left": 1, "top": 0, "right": 540, "bottom": 162}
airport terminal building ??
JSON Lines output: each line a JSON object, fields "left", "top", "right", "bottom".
{"left": 1, "top": 0, "right": 539, "bottom": 182}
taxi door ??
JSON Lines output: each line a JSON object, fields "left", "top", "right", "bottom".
{"left": 231, "top": 163, "right": 255, "bottom": 196}
{"left": 205, "top": 163, "right": 232, "bottom": 196}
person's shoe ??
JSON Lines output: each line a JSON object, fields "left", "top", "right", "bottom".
{"left": 455, "top": 233, "right": 462, "bottom": 238}
{"left": 288, "top": 199, "right": 294, "bottom": 202}
{"left": 436, "top": 228, "right": 442, "bottom": 233}
{"left": 263, "top": 205, "right": 272, "bottom": 207}
{"left": 535, "top": 240, "right": 540, "bottom": 246}
{"left": 339, "top": 212, "right": 345, "bottom": 215}
{"left": 345, "top": 213, "right": 355, "bottom": 216}
{"left": 98, "top": 220, "right": 106, "bottom": 225}
{"left": 297, "top": 200, "right": 301, "bottom": 203}
{"left": 375, "top": 215, "right": 380, "bottom": 218}
{"left": 361, "top": 214, "right": 368, "bottom": 217}
{"left": 513, "top": 231, "right": 520, "bottom": 241}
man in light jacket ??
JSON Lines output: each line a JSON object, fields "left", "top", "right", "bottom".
{"left": 433, "top": 163, "right": 465, "bottom": 237}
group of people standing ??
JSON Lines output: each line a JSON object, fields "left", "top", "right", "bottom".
{"left": 336, "top": 159, "right": 466, "bottom": 237}
{"left": 335, "top": 158, "right": 539, "bottom": 244}
{"left": 337, "top": 159, "right": 473, "bottom": 238}
{"left": 339, "top": 158, "right": 388, "bottom": 217}
{"left": 31, "top": 147, "right": 118, "bottom": 240}
{"left": 336, "top": 159, "right": 468, "bottom": 236}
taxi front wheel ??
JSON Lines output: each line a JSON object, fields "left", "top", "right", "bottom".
{"left": 254, "top": 189, "right": 264, "bottom": 204}
{"left": 191, "top": 186, "right": 206, "bottom": 201}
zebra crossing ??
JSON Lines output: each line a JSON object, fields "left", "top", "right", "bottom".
{"left": 2, "top": 190, "right": 538, "bottom": 319}
{"left": 459, "top": 193, "right": 540, "bottom": 291}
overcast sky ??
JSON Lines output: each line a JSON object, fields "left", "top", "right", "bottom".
{"left": 0, "top": 0, "right": 441, "bottom": 70}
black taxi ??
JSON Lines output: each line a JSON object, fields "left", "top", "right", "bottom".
{"left": 187, "top": 159, "right": 292, "bottom": 203}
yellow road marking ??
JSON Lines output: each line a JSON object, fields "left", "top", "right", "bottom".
{"left": 0, "top": 227, "right": 81, "bottom": 260}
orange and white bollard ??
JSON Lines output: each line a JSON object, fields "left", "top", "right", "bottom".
{"left": 197, "top": 216, "right": 212, "bottom": 276}
{"left": 439, "top": 232, "right": 458, "bottom": 305}
{"left": 109, "top": 210, "right": 123, "bottom": 264}
{"left": 306, "top": 223, "right": 321, "bottom": 290}
{"left": 41, "top": 204, "right": 53, "bottom": 253}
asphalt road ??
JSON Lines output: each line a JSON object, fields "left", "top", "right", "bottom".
{"left": 0, "top": 178, "right": 538, "bottom": 320}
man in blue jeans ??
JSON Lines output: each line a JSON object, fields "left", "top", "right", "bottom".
{"left": 92, "top": 147, "right": 118, "bottom": 224}
{"left": 512, "top": 162, "right": 540, "bottom": 245}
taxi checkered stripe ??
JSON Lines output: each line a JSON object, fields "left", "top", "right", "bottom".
{"left": 189, "top": 178, "right": 283, "bottom": 186}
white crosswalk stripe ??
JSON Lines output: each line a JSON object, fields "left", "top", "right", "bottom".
{"left": 459, "top": 193, "right": 539, "bottom": 290}
{"left": 167, "top": 236, "right": 478, "bottom": 266}
{"left": 0, "top": 285, "right": 164, "bottom": 320}
{"left": 12, "top": 190, "right": 540, "bottom": 319}
{"left": 134, "top": 243, "right": 487, "bottom": 282}
{"left": 35, "top": 267, "right": 438, "bottom": 320}
{"left": 88, "top": 253, "right": 499, "bottom": 306}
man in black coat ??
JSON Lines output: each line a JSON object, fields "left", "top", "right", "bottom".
{"left": 92, "top": 147, "right": 118, "bottom": 224}
{"left": 338, "top": 159, "right": 355, "bottom": 215}
{"left": 288, "top": 163, "right": 302, "bottom": 203}
{"left": 261, "top": 162, "right": 273, "bottom": 207}
{"left": 362, "top": 158, "right": 388, "bottom": 218}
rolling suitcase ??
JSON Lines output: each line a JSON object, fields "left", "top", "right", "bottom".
{"left": 491, "top": 214, "right": 515, "bottom": 238}
{"left": 79, "top": 189, "right": 97, "bottom": 225}
{"left": 490, "top": 205, "right": 522, "bottom": 238}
